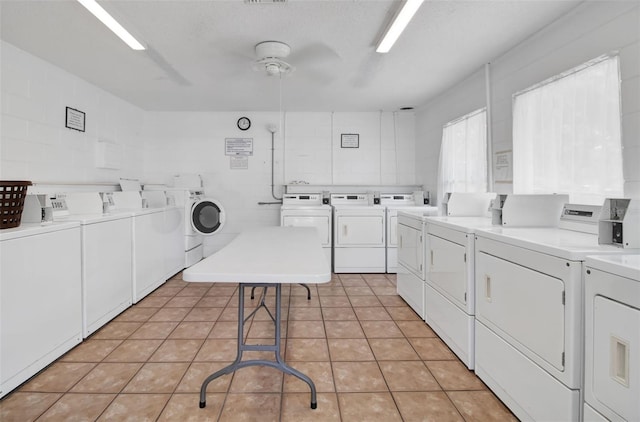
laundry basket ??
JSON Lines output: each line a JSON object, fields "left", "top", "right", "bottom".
{"left": 1, "top": 181, "right": 32, "bottom": 229}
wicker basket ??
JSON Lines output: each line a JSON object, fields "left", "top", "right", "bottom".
{"left": 1, "top": 181, "right": 32, "bottom": 229}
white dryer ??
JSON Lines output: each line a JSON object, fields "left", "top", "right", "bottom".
{"left": 111, "top": 191, "right": 167, "bottom": 303}
{"left": 1, "top": 220, "right": 82, "bottom": 398}
{"left": 583, "top": 254, "right": 640, "bottom": 422}
{"left": 331, "top": 193, "right": 385, "bottom": 273}
{"left": 51, "top": 192, "right": 133, "bottom": 337}
{"left": 473, "top": 201, "right": 636, "bottom": 422}
{"left": 423, "top": 215, "right": 494, "bottom": 369}
{"left": 380, "top": 193, "right": 437, "bottom": 273}
{"left": 280, "top": 193, "right": 332, "bottom": 267}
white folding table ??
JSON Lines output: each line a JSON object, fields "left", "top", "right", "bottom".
{"left": 183, "top": 226, "right": 331, "bottom": 409}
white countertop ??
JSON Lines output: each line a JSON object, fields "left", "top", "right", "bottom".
{"left": 183, "top": 226, "right": 331, "bottom": 284}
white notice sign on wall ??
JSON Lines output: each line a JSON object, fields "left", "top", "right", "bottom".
{"left": 225, "top": 138, "right": 253, "bottom": 156}
{"left": 230, "top": 156, "right": 249, "bottom": 170}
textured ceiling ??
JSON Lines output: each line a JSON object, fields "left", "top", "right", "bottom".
{"left": 0, "top": 0, "right": 582, "bottom": 111}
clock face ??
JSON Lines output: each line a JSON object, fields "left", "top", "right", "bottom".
{"left": 237, "top": 117, "right": 251, "bottom": 131}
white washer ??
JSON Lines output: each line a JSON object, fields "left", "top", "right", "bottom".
{"left": 331, "top": 193, "right": 385, "bottom": 273}
{"left": 111, "top": 191, "right": 167, "bottom": 303}
{"left": 280, "top": 193, "right": 332, "bottom": 267}
{"left": 52, "top": 192, "right": 133, "bottom": 338}
{"left": 1, "top": 220, "right": 82, "bottom": 399}
{"left": 473, "top": 203, "right": 636, "bottom": 422}
{"left": 397, "top": 210, "right": 429, "bottom": 318}
{"left": 380, "top": 193, "right": 437, "bottom": 273}
{"left": 164, "top": 188, "right": 225, "bottom": 267}
{"left": 423, "top": 215, "right": 494, "bottom": 369}
{"left": 583, "top": 254, "right": 640, "bottom": 422}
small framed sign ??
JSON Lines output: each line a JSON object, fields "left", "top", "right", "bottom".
{"left": 341, "top": 133, "right": 359, "bottom": 148}
{"left": 65, "top": 107, "right": 85, "bottom": 132}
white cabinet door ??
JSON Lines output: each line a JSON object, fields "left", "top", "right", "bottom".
{"left": 335, "top": 215, "right": 384, "bottom": 246}
{"left": 476, "top": 251, "right": 566, "bottom": 370}
{"left": 398, "top": 222, "right": 422, "bottom": 277}
{"left": 428, "top": 235, "right": 467, "bottom": 309}
{"left": 592, "top": 296, "right": 639, "bottom": 421}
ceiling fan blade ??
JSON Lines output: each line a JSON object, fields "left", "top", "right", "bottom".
{"left": 145, "top": 45, "right": 191, "bottom": 86}
{"left": 351, "top": 53, "right": 385, "bottom": 89}
{"left": 289, "top": 42, "right": 341, "bottom": 66}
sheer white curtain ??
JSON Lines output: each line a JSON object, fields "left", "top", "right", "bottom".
{"left": 513, "top": 55, "right": 623, "bottom": 205}
{"left": 437, "top": 108, "right": 487, "bottom": 208}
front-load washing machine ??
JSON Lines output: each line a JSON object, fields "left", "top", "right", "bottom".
{"left": 331, "top": 193, "right": 385, "bottom": 273}
{"left": 280, "top": 193, "right": 332, "bottom": 267}
{"left": 380, "top": 193, "right": 437, "bottom": 273}
{"left": 583, "top": 254, "right": 640, "bottom": 422}
{"left": 164, "top": 188, "right": 225, "bottom": 267}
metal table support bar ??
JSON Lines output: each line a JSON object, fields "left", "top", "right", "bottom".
{"left": 251, "top": 283, "right": 311, "bottom": 300}
{"left": 198, "top": 283, "right": 317, "bottom": 410}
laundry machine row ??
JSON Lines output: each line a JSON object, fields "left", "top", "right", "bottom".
{"left": 472, "top": 198, "right": 636, "bottom": 422}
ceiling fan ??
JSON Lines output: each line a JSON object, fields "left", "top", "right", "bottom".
{"left": 251, "top": 41, "right": 295, "bottom": 76}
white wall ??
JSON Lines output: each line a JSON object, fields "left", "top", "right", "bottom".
{"left": 145, "top": 110, "right": 416, "bottom": 255}
{"left": 284, "top": 111, "right": 416, "bottom": 185}
{"left": 416, "top": 1, "right": 640, "bottom": 200}
{"left": 0, "top": 41, "right": 145, "bottom": 183}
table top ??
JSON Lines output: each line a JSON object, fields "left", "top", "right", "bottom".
{"left": 183, "top": 226, "right": 332, "bottom": 284}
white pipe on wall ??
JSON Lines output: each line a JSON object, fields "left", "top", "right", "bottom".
{"left": 485, "top": 62, "right": 494, "bottom": 192}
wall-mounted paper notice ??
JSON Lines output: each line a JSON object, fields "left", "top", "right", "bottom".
{"left": 230, "top": 156, "right": 248, "bottom": 170}
{"left": 494, "top": 150, "right": 512, "bottom": 183}
{"left": 225, "top": 138, "right": 253, "bottom": 156}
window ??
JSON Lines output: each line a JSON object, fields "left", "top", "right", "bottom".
{"left": 513, "top": 54, "right": 624, "bottom": 205}
{"left": 437, "top": 108, "right": 488, "bottom": 204}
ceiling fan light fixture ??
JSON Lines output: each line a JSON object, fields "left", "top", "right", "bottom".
{"left": 376, "top": 0, "right": 424, "bottom": 54}
{"left": 265, "top": 62, "right": 282, "bottom": 76}
{"left": 76, "top": 0, "right": 145, "bottom": 50}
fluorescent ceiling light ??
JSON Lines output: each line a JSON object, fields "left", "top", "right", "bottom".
{"left": 77, "top": 0, "right": 145, "bottom": 50}
{"left": 376, "top": 0, "right": 424, "bottom": 54}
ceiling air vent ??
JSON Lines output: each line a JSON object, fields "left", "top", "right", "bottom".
{"left": 245, "top": 0, "right": 287, "bottom": 3}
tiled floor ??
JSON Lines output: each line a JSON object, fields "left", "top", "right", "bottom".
{"left": 0, "top": 272, "right": 517, "bottom": 422}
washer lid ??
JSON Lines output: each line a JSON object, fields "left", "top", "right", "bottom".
{"left": 191, "top": 199, "right": 225, "bottom": 235}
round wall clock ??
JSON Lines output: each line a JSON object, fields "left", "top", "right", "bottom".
{"left": 237, "top": 117, "right": 251, "bottom": 131}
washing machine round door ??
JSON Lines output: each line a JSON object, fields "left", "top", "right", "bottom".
{"left": 191, "top": 199, "right": 225, "bottom": 235}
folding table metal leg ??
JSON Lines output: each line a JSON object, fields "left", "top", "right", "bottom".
{"left": 199, "top": 283, "right": 317, "bottom": 410}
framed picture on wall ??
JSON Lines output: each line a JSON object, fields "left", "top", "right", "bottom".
{"left": 341, "top": 133, "right": 359, "bottom": 148}
{"left": 65, "top": 107, "right": 85, "bottom": 132}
